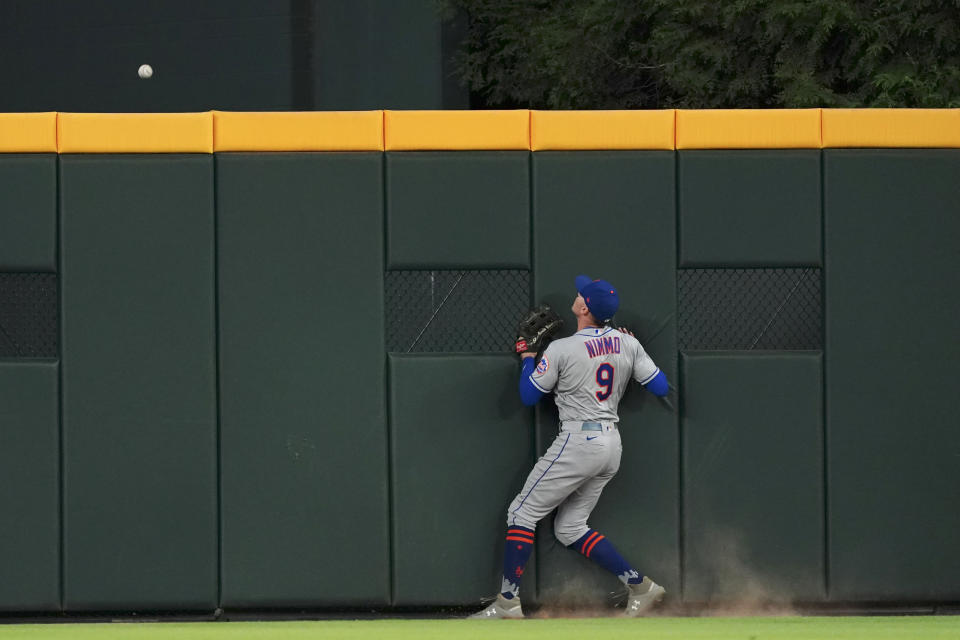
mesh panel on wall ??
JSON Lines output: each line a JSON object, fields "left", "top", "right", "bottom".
{"left": 678, "top": 267, "right": 822, "bottom": 350}
{"left": 0, "top": 273, "right": 58, "bottom": 358}
{"left": 386, "top": 270, "right": 529, "bottom": 353}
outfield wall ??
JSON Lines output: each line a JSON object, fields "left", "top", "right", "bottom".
{"left": 0, "top": 110, "right": 958, "bottom": 613}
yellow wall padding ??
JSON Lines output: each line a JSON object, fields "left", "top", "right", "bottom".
{"left": 822, "top": 109, "right": 960, "bottom": 148}
{"left": 677, "top": 109, "right": 822, "bottom": 149}
{"left": 58, "top": 112, "right": 213, "bottom": 153}
{"left": 213, "top": 111, "right": 384, "bottom": 151}
{"left": 0, "top": 112, "right": 58, "bottom": 152}
{"left": 384, "top": 110, "right": 530, "bottom": 150}
{"left": 530, "top": 110, "right": 675, "bottom": 150}
{"left": 6, "top": 109, "right": 960, "bottom": 153}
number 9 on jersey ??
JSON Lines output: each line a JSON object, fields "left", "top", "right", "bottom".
{"left": 595, "top": 363, "right": 614, "bottom": 401}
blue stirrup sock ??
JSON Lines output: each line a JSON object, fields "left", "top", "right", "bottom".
{"left": 500, "top": 526, "right": 535, "bottom": 599}
{"left": 571, "top": 529, "right": 643, "bottom": 585}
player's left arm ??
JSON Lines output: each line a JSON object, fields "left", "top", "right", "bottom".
{"left": 620, "top": 328, "right": 668, "bottom": 397}
{"left": 642, "top": 369, "right": 669, "bottom": 397}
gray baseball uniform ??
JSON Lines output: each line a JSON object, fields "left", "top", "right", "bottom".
{"left": 507, "top": 326, "right": 660, "bottom": 545}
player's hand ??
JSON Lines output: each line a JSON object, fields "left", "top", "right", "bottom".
{"left": 618, "top": 327, "right": 634, "bottom": 337}
{"left": 520, "top": 352, "right": 537, "bottom": 359}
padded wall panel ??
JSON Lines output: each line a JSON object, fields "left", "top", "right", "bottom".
{"left": 531, "top": 152, "right": 678, "bottom": 607}
{"left": 681, "top": 352, "right": 825, "bottom": 602}
{"left": 679, "top": 151, "right": 821, "bottom": 267}
{"left": 825, "top": 150, "right": 960, "bottom": 601}
{"left": 0, "top": 154, "right": 56, "bottom": 271}
{"left": 390, "top": 354, "right": 535, "bottom": 605}
{"left": 60, "top": 155, "right": 217, "bottom": 610}
{"left": 386, "top": 152, "right": 529, "bottom": 269}
{"left": 0, "top": 361, "right": 59, "bottom": 611}
{"left": 218, "top": 153, "right": 388, "bottom": 607}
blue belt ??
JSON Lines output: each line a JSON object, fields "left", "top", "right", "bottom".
{"left": 560, "top": 420, "right": 617, "bottom": 433}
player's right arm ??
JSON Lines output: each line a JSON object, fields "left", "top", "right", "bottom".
{"left": 518, "top": 356, "right": 545, "bottom": 406}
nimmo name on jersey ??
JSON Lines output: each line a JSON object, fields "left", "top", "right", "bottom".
{"left": 584, "top": 336, "right": 621, "bottom": 358}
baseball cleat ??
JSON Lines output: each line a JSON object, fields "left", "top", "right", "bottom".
{"left": 624, "top": 577, "right": 665, "bottom": 617}
{"left": 468, "top": 594, "right": 524, "bottom": 619}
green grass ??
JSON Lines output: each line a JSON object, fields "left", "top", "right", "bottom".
{"left": 1, "top": 617, "right": 959, "bottom": 640}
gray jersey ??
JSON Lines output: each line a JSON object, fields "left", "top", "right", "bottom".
{"left": 529, "top": 327, "right": 659, "bottom": 423}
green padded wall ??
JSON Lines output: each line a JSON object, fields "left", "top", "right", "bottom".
{"left": 390, "top": 354, "right": 536, "bottom": 606}
{"left": 60, "top": 155, "right": 217, "bottom": 610}
{"left": 0, "top": 137, "right": 955, "bottom": 619}
{"left": 681, "top": 352, "right": 825, "bottom": 603}
{"left": 531, "top": 152, "right": 678, "bottom": 608}
{"left": 217, "top": 153, "right": 389, "bottom": 607}
{"left": 0, "top": 361, "right": 59, "bottom": 611}
{"left": 386, "top": 152, "right": 529, "bottom": 269}
{"left": 678, "top": 151, "right": 821, "bottom": 267}
{"left": 825, "top": 150, "right": 960, "bottom": 601}
{"left": 0, "top": 154, "right": 57, "bottom": 271}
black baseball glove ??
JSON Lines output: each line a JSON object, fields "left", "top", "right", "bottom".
{"left": 515, "top": 304, "right": 563, "bottom": 355}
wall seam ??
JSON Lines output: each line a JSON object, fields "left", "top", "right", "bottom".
{"left": 674, "top": 148, "right": 685, "bottom": 601}
{"left": 528, "top": 148, "right": 539, "bottom": 603}
{"left": 385, "top": 353, "right": 395, "bottom": 606}
{"left": 381, "top": 111, "right": 387, "bottom": 153}
{"left": 820, "top": 148, "right": 830, "bottom": 600}
{"left": 56, "top": 151, "right": 65, "bottom": 612}
{"left": 383, "top": 152, "right": 395, "bottom": 606}
{"left": 528, "top": 151, "right": 534, "bottom": 305}
{"left": 528, "top": 110, "right": 533, "bottom": 151}
{"left": 212, "top": 153, "right": 223, "bottom": 612}
{"left": 818, "top": 108, "right": 824, "bottom": 149}
{"left": 673, "top": 109, "right": 678, "bottom": 150}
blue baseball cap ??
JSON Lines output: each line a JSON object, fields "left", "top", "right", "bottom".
{"left": 575, "top": 275, "right": 619, "bottom": 324}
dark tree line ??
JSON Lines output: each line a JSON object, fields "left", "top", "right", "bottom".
{"left": 445, "top": 0, "right": 960, "bottom": 108}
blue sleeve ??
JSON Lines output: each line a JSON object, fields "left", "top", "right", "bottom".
{"left": 518, "top": 357, "right": 547, "bottom": 406}
{"left": 643, "top": 370, "right": 669, "bottom": 397}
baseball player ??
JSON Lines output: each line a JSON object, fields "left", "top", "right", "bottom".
{"left": 470, "top": 275, "right": 669, "bottom": 618}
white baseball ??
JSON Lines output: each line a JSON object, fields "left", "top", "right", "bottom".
{"left": 138, "top": 64, "right": 153, "bottom": 79}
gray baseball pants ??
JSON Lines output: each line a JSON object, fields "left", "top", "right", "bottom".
{"left": 507, "top": 422, "right": 621, "bottom": 546}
